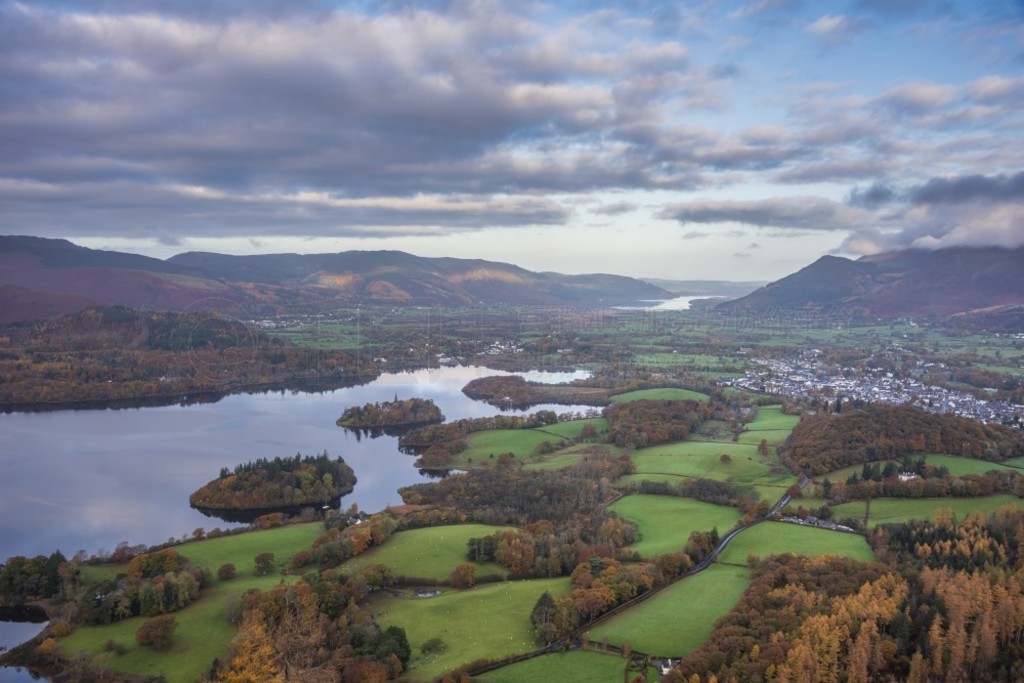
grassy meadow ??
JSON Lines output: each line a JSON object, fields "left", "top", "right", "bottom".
{"left": 587, "top": 564, "right": 750, "bottom": 657}
{"left": 716, "top": 521, "right": 876, "bottom": 565}
{"left": 342, "top": 524, "right": 512, "bottom": 581}
{"left": 831, "top": 494, "right": 1024, "bottom": 528}
{"left": 609, "top": 388, "right": 710, "bottom": 403}
{"left": 457, "top": 419, "right": 607, "bottom": 466}
{"left": 372, "top": 578, "right": 571, "bottom": 682}
{"left": 608, "top": 495, "right": 742, "bottom": 558}
{"left": 481, "top": 650, "right": 658, "bottom": 683}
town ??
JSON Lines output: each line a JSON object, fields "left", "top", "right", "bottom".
{"left": 728, "top": 349, "right": 1024, "bottom": 428}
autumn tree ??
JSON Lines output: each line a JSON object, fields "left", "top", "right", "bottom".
{"left": 135, "top": 614, "right": 177, "bottom": 651}
{"left": 254, "top": 552, "right": 276, "bottom": 576}
{"left": 449, "top": 563, "right": 477, "bottom": 589}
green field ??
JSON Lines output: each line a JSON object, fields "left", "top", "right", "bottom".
{"left": 481, "top": 650, "right": 657, "bottom": 683}
{"left": 458, "top": 419, "right": 606, "bottom": 465}
{"left": 79, "top": 523, "right": 324, "bottom": 585}
{"left": 372, "top": 578, "right": 571, "bottom": 681}
{"left": 587, "top": 564, "right": 750, "bottom": 657}
{"left": 629, "top": 441, "right": 766, "bottom": 482}
{"left": 823, "top": 455, "right": 1024, "bottom": 482}
{"left": 608, "top": 495, "right": 742, "bottom": 558}
{"left": 742, "top": 405, "right": 800, "bottom": 433}
{"left": 609, "top": 388, "right": 710, "bottom": 403}
{"left": 717, "top": 521, "right": 876, "bottom": 565}
{"left": 832, "top": 494, "right": 1024, "bottom": 528}
{"left": 60, "top": 524, "right": 325, "bottom": 683}
{"left": 342, "top": 524, "right": 512, "bottom": 581}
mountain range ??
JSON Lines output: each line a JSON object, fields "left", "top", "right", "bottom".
{"left": 3, "top": 236, "right": 1023, "bottom": 325}
{"left": 720, "top": 246, "right": 1024, "bottom": 321}
{"left": 0, "top": 236, "right": 670, "bottom": 323}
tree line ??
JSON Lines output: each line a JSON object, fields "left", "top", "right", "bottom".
{"left": 783, "top": 404, "right": 1024, "bottom": 477}
{"left": 0, "top": 306, "right": 379, "bottom": 409}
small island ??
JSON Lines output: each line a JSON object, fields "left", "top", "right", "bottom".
{"left": 337, "top": 397, "right": 445, "bottom": 431}
{"left": 462, "top": 375, "right": 610, "bottom": 409}
{"left": 189, "top": 452, "right": 356, "bottom": 522}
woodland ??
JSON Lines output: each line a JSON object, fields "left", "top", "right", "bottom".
{"left": 188, "top": 453, "right": 357, "bottom": 513}
{"left": 337, "top": 398, "right": 445, "bottom": 430}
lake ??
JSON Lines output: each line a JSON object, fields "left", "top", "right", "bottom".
{"left": 0, "top": 365, "right": 592, "bottom": 561}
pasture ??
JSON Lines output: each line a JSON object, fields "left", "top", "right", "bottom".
{"left": 629, "top": 441, "right": 768, "bottom": 484}
{"left": 482, "top": 650, "right": 657, "bottom": 683}
{"left": 342, "top": 524, "right": 512, "bottom": 581}
{"left": 609, "top": 388, "right": 710, "bottom": 403}
{"left": 587, "top": 564, "right": 750, "bottom": 657}
{"left": 458, "top": 419, "right": 606, "bottom": 465}
{"left": 716, "top": 521, "right": 876, "bottom": 565}
{"left": 831, "top": 494, "right": 1024, "bottom": 528}
{"left": 372, "top": 578, "right": 571, "bottom": 682}
{"left": 608, "top": 495, "right": 742, "bottom": 558}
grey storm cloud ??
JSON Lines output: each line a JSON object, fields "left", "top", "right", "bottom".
{"left": 660, "top": 196, "right": 871, "bottom": 231}
{"left": 840, "top": 171, "right": 1024, "bottom": 254}
{"left": 847, "top": 182, "right": 900, "bottom": 208}
{"left": 911, "top": 171, "right": 1024, "bottom": 204}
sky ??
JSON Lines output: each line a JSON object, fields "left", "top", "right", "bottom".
{"left": 1, "top": 0, "right": 1023, "bottom": 281}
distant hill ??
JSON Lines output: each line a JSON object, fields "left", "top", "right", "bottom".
{"left": 0, "top": 236, "right": 671, "bottom": 322}
{"left": 718, "top": 246, "right": 1024, "bottom": 319}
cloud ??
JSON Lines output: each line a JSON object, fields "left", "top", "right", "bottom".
{"left": 731, "top": 0, "right": 801, "bottom": 20}
{"left": 591, "top": 201, "right": 639, "bottom": 216}
{"left": 805, "top": 14, "right": 862, "bottom": 43}
{"left": 660, "top": 196, "right": 872, "bottom": 231}
{"left": 965, "top": 75, "right": 1024, "bottom": 103}
{"left": 876, "top": 81, "right": 956, "bottom": 115}
{"left": 0, "top": 0, "right": 718, "bottom": 238}
{"left": 910, "top": 171, "right": 1024, "bottom": 204}
{"left": 840, "top": 171, "right": 1024, "bottom": 253}
{"left": 847, "top": 182, "right": 900, "bottom": 208}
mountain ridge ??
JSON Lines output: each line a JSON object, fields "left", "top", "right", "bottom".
{"left": 719, "top": 246, "right": 1024, "bottom": 318}
{"left": 0, "top": 236, "right": 672, "bottom": 322}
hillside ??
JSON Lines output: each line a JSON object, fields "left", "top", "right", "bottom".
{"left": 718, "top": 246, "right": 1024, "bottom": 318}
{"left": 0, "top": 236, "right": 670, "bottom": 322}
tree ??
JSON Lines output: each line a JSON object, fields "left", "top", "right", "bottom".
{"left": 135, "top": 614, "right": 177, "bottom": 651}
{"left": 218, "top": 563, "right": 236, "bottom": 580}
{"left": 254, "top": 552, "right": 276, "bottom": 576}
{"left": 375, "top": 625, "right": 411, "bottom": 665}
{"left": 449, "top": 563, "right": 477, "bottom": 589}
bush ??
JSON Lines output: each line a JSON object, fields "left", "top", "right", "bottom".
{"left": 292, "top": 550, "right": 313, "bottom": 569}
{"left": 50, "top": 620, "right": 73, "bottom": 638}
{"left": 135, "top": 615, "right": 177, "bottom": 651}
{"left": 254, "top": 552, "right": 276, "bottom": 576}
{"left": 217, "top": 563, "right": 236, "bottom": 580}
{"left": 421, "top": 636, "right": 447, "bottom": 655}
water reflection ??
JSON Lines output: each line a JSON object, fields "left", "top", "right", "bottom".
{"left": 0, "top": 366, "right": 592, "bottom": 560}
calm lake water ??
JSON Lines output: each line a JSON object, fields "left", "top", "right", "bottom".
{"left": 0, "top": 365, "right": 592, "bottom": 668}
{"left": 0, "top": 365, "right": 591, "bottom": 561}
